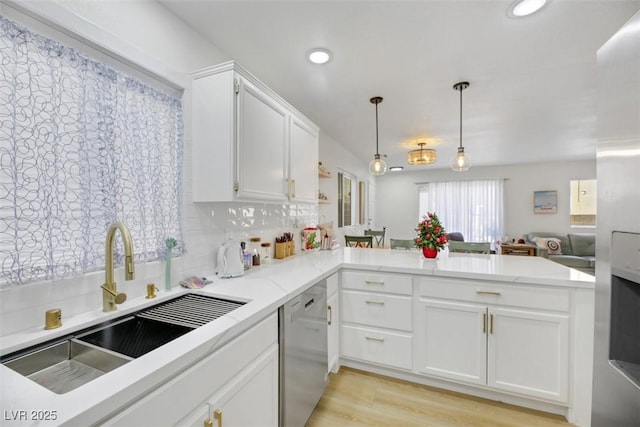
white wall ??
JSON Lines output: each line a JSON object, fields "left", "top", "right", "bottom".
{"left": 318, "top": 132, "right": 373, "bottom": 245}
{"left": 375, "top": 159, "right": 597, "bottom": 242}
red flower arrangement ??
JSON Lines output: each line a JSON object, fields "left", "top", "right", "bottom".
{"left": 414, "top": 212, "right": 447, "bottom": 250}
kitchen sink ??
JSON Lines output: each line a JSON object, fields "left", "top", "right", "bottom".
{"left": 3, "top": 339, "right": 131, "bottom": 394}
{"left": 76, "top": 316, "right": 193, "bottom": 359}
{"left": 2, "top": 293, "right": 246, "bottom": 394}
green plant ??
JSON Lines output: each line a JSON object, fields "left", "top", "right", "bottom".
{"left": 414, "top": 212, "right": 447, "bottom": 250}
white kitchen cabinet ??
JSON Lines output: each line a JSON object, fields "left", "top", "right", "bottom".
{"left": 102, "top": 313, "right": 278, "bottom": 426}
{"left": 416, "top": 278, "right": 569, "bottom": 404}
{"left": 236, "top": 77, "right": 288, "bottom": 201}
{"left": 191, "top": 61, "right": 319, "bottom": 203}
{"left": 289, "top": 114, "right": 320, "bottom": 203}
{"left": 488, "top": 307, "right": 569, "bottom": 402}
{"left": 179, "top": 345, "right": 279, "bottom": 427}
{"left": 340, "top": 270, "right": 413, "bottom": 370}
{"left": 416, "top": 299, "right": 487, "bottom": 385}
{"left": 327, "top": 273, "right": 339, "bottom": 373}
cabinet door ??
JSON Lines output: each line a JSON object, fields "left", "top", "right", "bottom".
{"left": 289, "top": 115, "right": 318, "bottom": 203}
{"left": 175, "top": 405, "right": 210, "bottom": 427}
{"left": 327, "top": 292, "right": 339, "bottom": 373}
{"left": 487, "top": 308, "right": 569, "bottom": 402}
{"left": 208, "top": 344, "right": 279, "bottom": 427}
{"left": 415, "top": 299, "right": 487, "bottom": 385}
{"left": 237, "top": 78, "right": 288, "bottom": 201}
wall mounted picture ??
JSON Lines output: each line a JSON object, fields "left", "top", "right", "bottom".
{"left": 534, "top": 190, "right": 557, "bottom": 214}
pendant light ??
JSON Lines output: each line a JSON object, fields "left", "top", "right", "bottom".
{"left": 369, "top": 96, "right": 387, "bottom": 176}
{"left": 450, "top": 81, "right": 471, "bottom": 172}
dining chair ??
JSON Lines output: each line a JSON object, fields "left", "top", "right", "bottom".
{"left": 389, "top": 238, "right": 415, "bottom": 250}
{"left": 364, "top": 227, "right": 386, "bottom": 247}
{"left": 448, "top": 241, "right": 491, "bottom": 254}
{"left": 345, "top": 235, "right": 373, "bottom": 248}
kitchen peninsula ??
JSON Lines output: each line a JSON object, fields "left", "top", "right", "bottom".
{"left": 0, "top": 248, "right": 594, "bottom": 426}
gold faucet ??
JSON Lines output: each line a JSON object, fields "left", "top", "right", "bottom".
{"left": 101, "top": 221, "right": 135, "bottom": 312}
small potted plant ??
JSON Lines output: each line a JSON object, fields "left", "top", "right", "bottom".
{"left": 415, "top": 212, "right": 447, "bottom": 258}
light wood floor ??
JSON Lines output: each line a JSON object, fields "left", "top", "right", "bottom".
{"left": 306, "top": 367, "right": 573, "bottom": 427}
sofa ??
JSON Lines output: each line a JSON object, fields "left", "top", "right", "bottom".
{"left": 526, "top": 232, "right": 596, "bottom": 275}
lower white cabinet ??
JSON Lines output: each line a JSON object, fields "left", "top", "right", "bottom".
{"left": 415, "top": 299, "right": 488, "bottom": 385}
{"left": 415, "top": 278, "right": 570, "bottom": 404}
{"left": 340, "top": 271, "right": 413, "bottom": 371}
{"left": 179, "top": 345, "right": 278, "bottom": 427}
{"left": 102, "top": 313, "right": 278, "bottom": 427}
{"left": 415, "top": 299, "right": 569, "bottom": 402}
{"left": 327, "top": 273, "right": 339, "bottom": 373}
{"left": 487, "top": 307, "right": 569, "bottom": 401}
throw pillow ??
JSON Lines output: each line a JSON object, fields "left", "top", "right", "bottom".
{"left": 533, "top": 237, "right": 562, "bottom": 255}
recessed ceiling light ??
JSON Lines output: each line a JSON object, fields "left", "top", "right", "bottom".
{"left": 307, "top": 48, "right": 332, "bottom": 64}
{"left": 389, "top": 166, "right": 404, "bottom": 172}
{"left": 510, "top": 0, "right": 548, "bottom": 17}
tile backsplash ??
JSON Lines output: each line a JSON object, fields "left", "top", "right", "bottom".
{"left": 0, "top": 201, "right": 318, "bottom": 337}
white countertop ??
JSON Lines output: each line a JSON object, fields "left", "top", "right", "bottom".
{"left": 0, "top": 248, "right": 594, "bottom": 425}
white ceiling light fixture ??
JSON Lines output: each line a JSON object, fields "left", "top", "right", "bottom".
{"left": 510, "top": 0, "right": 548, "bottom": 17}
{"left": 450, "top": 81, "right": 471, "bottom": 172}
{"left": 389, "top": 166, "right": 404, "bottom": 172}
{"left": 307, "top": 48, "right": 332, "bottom": 64}
{"left": 368, "top": 96, "right": 387, "bottom": 176}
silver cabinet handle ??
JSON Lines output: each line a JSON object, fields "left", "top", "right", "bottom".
{"left": 365, "top": 279, "right": 384, "bottom": 285}
{"left": 364, "top": 298, "right": 385, "bottom": 305}
{"left": 476, "top": 290, "right": 501, "bottom": 296}
{"left": 365, "top": 335, "right": 385, "bottom": 342}
{"left": 328, "top": 305, "right": 332, "bottom": 325}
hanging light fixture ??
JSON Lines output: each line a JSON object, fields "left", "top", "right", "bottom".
{"left": 369, "top": 96, "right": 387, "bottom": 176}
{"left": 407, "top": 141, "right": 437, "bottom": 165}
{"left": 450, "top": 81, "right": 471, "bottom": 172}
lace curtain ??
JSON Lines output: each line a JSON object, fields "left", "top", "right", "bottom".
{"left": 0, "top": 16, "right": 184, "bottom": 287}
{"left": 418, "top": 179, "right": 504, "bottom": 244}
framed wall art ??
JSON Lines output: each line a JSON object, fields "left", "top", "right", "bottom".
{"left": 533, "top": 190, "right": 557, "bottom": 214}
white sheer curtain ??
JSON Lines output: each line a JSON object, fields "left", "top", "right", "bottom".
{"left": 418, "top": 180, "right": 504, "bottom": 244}
{"left": 0, "top": 16, "right": 184, "bottom": 287}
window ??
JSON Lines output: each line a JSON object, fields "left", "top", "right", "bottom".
{"left": 418, "top": 180, "right": 504, "bottom": 244}
{"left": 570, "top": 179, "right": 597, "bottom": 226}
{"left": 0, "top": 16, "right": 184, "bottom": 287}
{"left": 337, "top": 171, "right": 354, "bottom": 227}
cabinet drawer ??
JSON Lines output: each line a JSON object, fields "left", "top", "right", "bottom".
{"left": 340, "top": 290, "right": 412, "bottom": 331}
{"left": 341, "top": 271, "right": 412, "bottom": 295}
{"left": 418, "top": 278, "right": 569, "bottom": 312}
{"left": 340, "top": 324, "right": 412, "bottom": 370}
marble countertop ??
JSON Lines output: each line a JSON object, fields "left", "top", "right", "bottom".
{"left": 0, "top": 248, "right": 594, "bottom": 425}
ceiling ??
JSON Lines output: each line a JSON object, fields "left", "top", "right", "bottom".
{"left": 160, "top": 0, "right": 640, "bottom": 171}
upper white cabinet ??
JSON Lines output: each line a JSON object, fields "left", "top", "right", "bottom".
{"left": 192, "top": 61, "right": 319, "bottom": 203}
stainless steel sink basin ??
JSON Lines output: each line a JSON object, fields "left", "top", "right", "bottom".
{"left": 76, "top": 316, "right": 193, "bottom": 359}
{"left": 3, "top": 339, "right": 131, "bottom": 394}
{"left": 2, "top": 293, "right": 246, "bottom": 394}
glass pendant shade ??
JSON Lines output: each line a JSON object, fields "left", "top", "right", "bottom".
{"left": 369, "top": 154, "right": 387, "bottom": 175}
{"left": 450, "top": 147, "right": 471, "bottom": 171}
{"left": 407, "top": 143, "right": 437, "bottom": 165}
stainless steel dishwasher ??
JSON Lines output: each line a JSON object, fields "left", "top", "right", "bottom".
{"left": 279, "top": 279, "right": 328, "bottom": 427}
